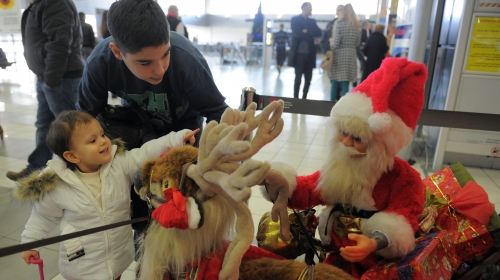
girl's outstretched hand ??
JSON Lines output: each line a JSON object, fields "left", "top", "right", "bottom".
{"left": 184, "top": 128, "right": 200, "bottom": 146}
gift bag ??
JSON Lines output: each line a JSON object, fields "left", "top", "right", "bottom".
{"left": 422, "top": 165, "right": 495, "bottom": 261}
{"left": 256, "top": 209, "right": 325, "bottom": 260}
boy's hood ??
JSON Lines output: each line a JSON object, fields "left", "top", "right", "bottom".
{"left": 13, "top": 139, "right": 126, "bottom": 202}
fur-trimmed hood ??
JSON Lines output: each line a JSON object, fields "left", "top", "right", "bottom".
{"left": 13, "top": 139, "right": 126, "bottom": 202}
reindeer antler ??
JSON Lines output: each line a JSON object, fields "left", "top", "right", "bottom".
{"left": 184, "top": 101, "right": 285, "bottom": 280}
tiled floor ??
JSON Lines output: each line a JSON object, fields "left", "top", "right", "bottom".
{"left": 0, "top": 54, "right": 499, "bottom": 280}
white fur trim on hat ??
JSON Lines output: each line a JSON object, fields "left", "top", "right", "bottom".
{"left": 375, "top": 111, "right": 414, "bottom": 157}
{"left": 186, "top": 197, "right": 201, "bottom": 229}
{"left": 368, "top": 112, "right": 392, "bottom": 134}
{"left": 331, "top": 92, "right": 373, "bottom": 123}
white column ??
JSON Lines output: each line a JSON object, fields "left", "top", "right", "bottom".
{"left": 407, "top": 0, "right": 434, "bottom": 63}
{"left": 398, "top": 0, "right": 434, "bottom": 161}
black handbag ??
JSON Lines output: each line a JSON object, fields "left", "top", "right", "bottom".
{"left": 97, "top": 103, "right": 158, "bottom": 151}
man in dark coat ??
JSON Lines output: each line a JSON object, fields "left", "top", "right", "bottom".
{"left": 320, "top": 5, "right": 344, "bottom": 54}
{"left": 79, "top": 12, "right": 96, "bottom": 61}
{"left": 360, "top": 21, "right": 373, "bottom": 47}
{"left": 7, "top": 0, "right": 85, "bottom": 181}
{"left": 167, "top": 5, "right": 188, "bottom": 38}
{"left": 289, "top": 2, "right": 322, "bottom": 99}
{"left": 273, "top": 23, "right": 290, "bottom": 74}
{"left": 361, "top": 24, "right": 389, "bottom": 82}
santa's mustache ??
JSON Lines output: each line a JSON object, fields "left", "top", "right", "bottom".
{"left": 336, "top": 144, "right": 367, "bottom": 158}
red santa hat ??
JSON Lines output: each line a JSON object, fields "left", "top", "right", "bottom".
{"left": 331, "top": 57, "right": 428, "bottom": 156}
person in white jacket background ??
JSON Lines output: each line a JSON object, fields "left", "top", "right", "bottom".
{"left": 14, "top": 110, "right": 197, "bottom": 280}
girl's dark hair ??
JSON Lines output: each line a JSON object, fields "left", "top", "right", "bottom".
{"left": 46, "top": 110, "right": 95, "bottom": 170}
{"left": 108, "top": 0, "right": 170, "bottom": 55}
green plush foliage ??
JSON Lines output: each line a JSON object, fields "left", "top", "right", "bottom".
{"left": 424, "top": 187, "right": 448, "bottom": 209}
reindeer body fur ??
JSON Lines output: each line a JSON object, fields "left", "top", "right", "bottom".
{"left": 138, "top": 195, "right": 236, "bottom": 280}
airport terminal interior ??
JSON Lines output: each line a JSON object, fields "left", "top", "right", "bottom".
{"left": 0, "top": 0, "right": 499, "bottom": 279}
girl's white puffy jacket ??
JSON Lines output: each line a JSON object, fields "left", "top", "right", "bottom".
{"left": 14, "top": 130, "right": 190, "bottom": 280}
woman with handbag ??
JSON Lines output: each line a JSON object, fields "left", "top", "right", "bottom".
{"left": 328, "top": 4, "right": 361, "bottom": 101}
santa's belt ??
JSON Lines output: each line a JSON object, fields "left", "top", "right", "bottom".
{"left": 325, "top": 204, "right": 380, "bottom": 236}
{"left": 328, "top": 203, "right": 379, "bottom": 219}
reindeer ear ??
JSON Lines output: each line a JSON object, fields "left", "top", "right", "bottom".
{"left": 141, "top": 159, "right": 158, "bottom": 188}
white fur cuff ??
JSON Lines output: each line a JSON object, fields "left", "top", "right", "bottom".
{"left": 362, "top": 212, "right": 415, "bottom": 259}
{"left": 186, "top": 197, "right": 201, "bottom": 229}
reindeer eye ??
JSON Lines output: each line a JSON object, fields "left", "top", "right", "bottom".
{"left": 164, "top": 181, "right": 169, "bottom": 188}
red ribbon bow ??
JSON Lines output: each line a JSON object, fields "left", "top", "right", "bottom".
{"left": 447, "top": 181, "right": 494, "bottom": 226}
{"left": 152, "top": 188, "right": 189, "bottom": 230}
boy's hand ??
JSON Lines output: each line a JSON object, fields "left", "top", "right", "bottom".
{"left": 21, "top": 250, "right": 39, "bottom": 264}
{"left": 184, "top": 128, "right": 200, "bottom": 146}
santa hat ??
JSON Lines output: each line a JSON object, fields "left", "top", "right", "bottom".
{"left": 331, "top": 58, "right": 428, "bottom": 155}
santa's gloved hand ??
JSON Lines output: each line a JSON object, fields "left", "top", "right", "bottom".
{"left": 339, "top": 234, "right": 377, "bottom": 262}
{"left": 259, "top": 162, "right": 297, "bottom": 241}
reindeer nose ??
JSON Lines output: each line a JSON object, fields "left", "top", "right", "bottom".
{"left": 133, "top": 170, "right": 143, "bottom": 191}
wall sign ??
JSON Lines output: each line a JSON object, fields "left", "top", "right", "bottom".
{"left": 465, "top": 16, "right": 500, "bottom": 73}
{"left": 0, "top": 0, "right": 21, "bottom": 34}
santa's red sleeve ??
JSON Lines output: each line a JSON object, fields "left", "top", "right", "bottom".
{"left": 288, "top": 171, "right": 325, "bottom": 209}
{"left": 361, "top": 157, "right": 425, "bottom": 259}
{"left": 260, "top": 162, "right": 325, "bottom": 209}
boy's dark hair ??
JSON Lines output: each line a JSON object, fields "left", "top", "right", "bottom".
{"left": 46, "top": 110, "right": 95, "bottom": 170}
{"left": 108, "top": 0, "right": 170, "bottom": 55}
{"left": 301, "top": 2, "right": 311, "bottom": 10}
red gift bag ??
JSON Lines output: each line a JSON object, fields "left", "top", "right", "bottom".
{"left": 423, "top": 167, "right": 495, "bottom": 261}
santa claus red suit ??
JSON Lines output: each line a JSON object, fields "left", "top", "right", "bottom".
{"left": 263, "top": 58, "right": 428, "bottom": 277}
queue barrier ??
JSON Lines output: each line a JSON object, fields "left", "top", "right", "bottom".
{"left": 1, "top": 87, "right": 499, "bottom": 280}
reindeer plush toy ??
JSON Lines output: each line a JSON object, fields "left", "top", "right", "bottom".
{"left": 135, "top": 101, "right": 354, "bottom": 280}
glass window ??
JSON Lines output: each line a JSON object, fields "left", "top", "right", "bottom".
{"left": 209, "top": 0, "right": 261, "bottom": 15}
{"left": 261, "top": 0, "right": 379, "bottom": 15}
{"left": 156, "top": 0, "right": 379, "bottom": 17}
{"left": 157, "top": 0, "right": 205, "bottom": 16}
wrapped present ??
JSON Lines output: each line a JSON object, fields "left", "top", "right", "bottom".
{"left": 361, "top": 231, "right": 460, "bottom": 280}
{"left": 422, "top": 167, "right": 495, "bottom": 261}
{"left": 360, "top": 259, "right": 400, "bottom": 280}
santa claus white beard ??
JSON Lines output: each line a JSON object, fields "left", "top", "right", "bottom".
{"left": 137, "top": 195, "right": 236, "bottom": 280}
{"left": 317, "top": 138, "right": 394, "bottom": 206}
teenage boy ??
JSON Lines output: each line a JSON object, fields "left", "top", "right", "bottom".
{"left": 76, "top": 0, "right": 229, "bottom": 246}
{"left": 76, "top": 0, "right": 228, "bottom": 145}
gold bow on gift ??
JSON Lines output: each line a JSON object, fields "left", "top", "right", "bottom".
{"left": 417, "top": 188, "right": 446, "bottom": 234}
{"left": 257, "top": 209, "right": 325, "bottom": 260}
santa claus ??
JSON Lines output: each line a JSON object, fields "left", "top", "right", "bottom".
{"left": 262, "top": 57, "right": 428, "bottom": 277}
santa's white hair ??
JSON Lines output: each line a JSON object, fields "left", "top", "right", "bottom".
{"left": 317, "top": 117, "right": 393, "bottom": 206}
{"left": 317, "top": 92, "right": 414, "bottom": 206}
{"left": 137, "top": 195, "right": 236, "bottom": 280}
